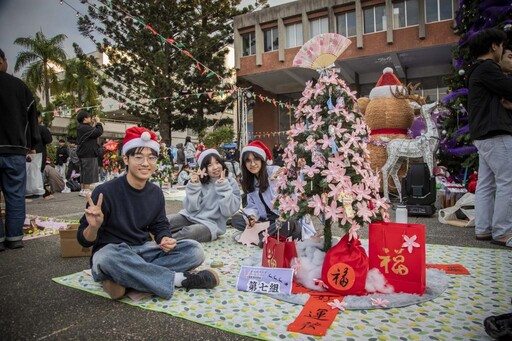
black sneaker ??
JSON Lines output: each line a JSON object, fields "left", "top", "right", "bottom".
{"left": 182, "top": 269, "right": 219, "bottom": 292}
{"left": 5, "top": 240, "right": 24, "bottom": 249}
{"left": 0, "top": 242, "right": 5, "bottom": 252}
{"left": 484, "top": 313, "right": 512, "bottom": 339}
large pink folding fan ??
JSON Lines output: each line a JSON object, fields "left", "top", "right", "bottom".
{"left": 293, "top": 33, "right": 352, "bottom": 69}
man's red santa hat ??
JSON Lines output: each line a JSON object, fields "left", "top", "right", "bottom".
{"left": 122, "top": 127, "right": 160, "bottom": 155}
{"left": 241, "top": 140, "right": 273, "bottom": 164}
{"left": 369, "top": 67, "right": 405, "bottom": 100}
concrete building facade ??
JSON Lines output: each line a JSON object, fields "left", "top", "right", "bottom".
{"left": 233, "top": 0, "right": 459, "bottom": 146}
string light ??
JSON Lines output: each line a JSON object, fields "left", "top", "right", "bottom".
{"left": 56, "top": 0, "right": 297, "bottom": 115}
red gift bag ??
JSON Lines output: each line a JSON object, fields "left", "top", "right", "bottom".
{"left": 321, "top": 234, "right": 369, "bottom": 296}
{"left": 368, "top": 222, "right": 426, "bottom": 295}
{"left": 262, "top": 235, "right": 298, "bottom": 268}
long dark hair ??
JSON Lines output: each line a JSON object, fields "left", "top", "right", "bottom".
{"left": 241, "top": 151, "right": 269, "bottom": 194}
{"left": 199, "top": 153, "right": 228, "bottom": 184}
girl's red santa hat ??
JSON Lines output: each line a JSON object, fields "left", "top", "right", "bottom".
{"left": 241, "top": 140, "right": 273, "bottom": 164}
{"left": 369, "top": 67, "right": 405, "bottom": 100}
{"left": 122, "top": 127, "right": 160, "bottom": 155}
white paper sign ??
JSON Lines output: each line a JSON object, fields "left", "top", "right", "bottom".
{"left": 236, "top": 266, "right": 294, "bottom": 295}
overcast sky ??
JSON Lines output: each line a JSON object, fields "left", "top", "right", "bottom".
{"left": 0, "top": 0, "right": 294, "bottom": 77}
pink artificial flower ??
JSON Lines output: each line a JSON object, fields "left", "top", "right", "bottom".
{"left": 330, "top": 122, "right": 346, "bottom": 138}
{"left": 356, "top": 201, "right": 374, "bottom": 222}
{"left": 261, "top": 230, "right": 270, "bottom": 244}
{"left": 292, "top": 178, "right": 306, "bottom": 195}
{"left": 352, "top": 118, "right": 368, "bottom": 136}
{"left": 324, "top": 199, "right": 343, "bottom": 222}
{"left": 323, "top": 72, "right": 339, "bottom": 85}
{"left": 289, "top": 122, "right": 306, "bottom": 137}
{"left": 337, "top": 140, "right": 354, "bottom": 157}
{"left": 306, "top": 104, "right": 323, "bottom": 119}
{"left": 304, "top": 137, "right": 317, "bottom": 152}
{"left": 370, "top": 298, "right": 389, "bottom": 307}
{"left": 327, "top": 298, "right": 348, "bottom": 311}
{"left": 313, "top": 278, "right": 329, "bottom": 289}
{"left": 348, "top": 225, "right": 360, "bottom": 241}
{"left": 302, "top": 164, "right": 320, "bottom": 178}
{"left": 310, "top": 115, "right": 324, "bottom": 131}
{"left": 317, "top": 134, "right": 331, "bottom": 150}
{"left": 327, "top": 153, "right": 347, "bottom": 168}
{"left": 327, "top": 183, "right": 343, "bottom": 200}
{"left": 312, "top": 82, "right": 325, "bottom": 99}
{"left": 402, "top": 235, "right": 421, "bottom": 253}
{"left": 279, "top": 196, "right": 299, "bottom": 215}
{"left": 308, "top": 195, "right": 324, "bottom": 216}
{"left": 352, "top": 183, "right": 372, "bottom": 201}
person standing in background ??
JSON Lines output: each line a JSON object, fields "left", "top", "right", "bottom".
{"left": 26, "top": 111, "right": 52, "bottom": 198}
{"left": 66, "top": 140, "right": 80, "bottom": 181}
{"left": 0, "top": 48, "right": 40, "bottom": 250}
{"left": 175, "top": 143, "right": 185, "bottom": 172}
{"left": 184, "top": 136, "right": 196, "bottom": 166}
{"left": 466, "top": 28, "right": 512, "bottom": 248}
{"left": 55, "top": 139, "right": 69, "bottom": 179}
{"left": 76, "top": 110, "right": 103, "bottom": 197}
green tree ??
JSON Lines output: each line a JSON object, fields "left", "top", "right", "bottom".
{"left": 438, "top": 1, "right": 512, "bottom": 183}
{"left": 77, "top": 0, "right": 266, "bottom": 144}
{"left": 62, "top": 44, "right": 103, "bottom": 108}
{"left": 14, "top": 31, "right": 67, "bottom": 109}
{"left": 203, "top": 125, "right": 234, "bottom": 149}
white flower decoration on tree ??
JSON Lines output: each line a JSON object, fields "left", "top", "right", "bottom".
{"left": 402, "top": 234, "right": 421, "bottom": 253}
{"left": 327, "top": 298, "right": 348, "bottom": 311}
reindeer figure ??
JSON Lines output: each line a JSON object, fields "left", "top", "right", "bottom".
{"left": 381, "top": 84, "right": 439, "bottom": 202}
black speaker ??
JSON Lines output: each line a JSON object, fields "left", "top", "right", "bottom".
{"left": 402, "top": 163, "right": 436, "bottom": 217}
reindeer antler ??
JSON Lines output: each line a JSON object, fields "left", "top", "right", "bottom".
{"left": 391, "top": 82, "right": 426, "bottom": 105}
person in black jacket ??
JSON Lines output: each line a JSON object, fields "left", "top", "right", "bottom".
{"left": 76, "top": 110, "right": 103, "bottom": 197}
{"left": 55, "top": 139, "right": 69, "bottom": 179}
{"left": 0, "top": 48, "right": 40, "bottom": 250}
{"left": 466, "top": 28, "right": 512, "bottom": 248}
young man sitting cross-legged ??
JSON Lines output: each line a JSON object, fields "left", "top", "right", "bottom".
{"left": 77, "top": 127, "right": 219, "bottom": 299}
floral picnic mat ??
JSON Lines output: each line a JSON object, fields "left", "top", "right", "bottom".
{"left": 23, "top": 215, "right": 75, "bottom": 240}
{"left": 52, "top": 228, "right": 511, "bottom": 340}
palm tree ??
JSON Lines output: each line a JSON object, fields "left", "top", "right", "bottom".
{"left": 14, "top": 31, "right": 67, "bottom": 107}
{"left": 63, "top": 58, "right": 100, "bottom": 107}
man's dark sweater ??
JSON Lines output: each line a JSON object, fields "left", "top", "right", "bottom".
{"left": 467, "top": 59, "right": 512, "bottom": 140}
{"left": 0, "top": 72, "right": 40, "bottom": 154}
{"left": 77, "top": 175, "right": 173, "bottom": 258}
{"left": 76, "top": 122, "right": 103, "bottom": 158}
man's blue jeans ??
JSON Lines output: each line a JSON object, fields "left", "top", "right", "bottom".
{"left": 0, "top": 154, "right": 26, "bottom": 242}
{"left": 91, "top": 239, "right": 205, "bottom": 299}
{"left": 474, "top": 135, "right": 512, "bottom": 240}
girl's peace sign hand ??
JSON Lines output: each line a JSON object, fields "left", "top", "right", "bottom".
{"left": 216, "top": 169, "right": 227, "bottom": 184}
{"left": 85, "top": 193, "right": 104, "bottom": 229}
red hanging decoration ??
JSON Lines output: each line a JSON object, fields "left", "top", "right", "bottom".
{"left": 145, "top": 24, "right": 158, "bottom": 35}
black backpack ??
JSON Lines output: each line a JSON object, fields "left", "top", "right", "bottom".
{"left": 66, "top": 179, "right": 81, "bottom": 192}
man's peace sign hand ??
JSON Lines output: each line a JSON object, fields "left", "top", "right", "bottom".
{"left": 85, "top": 193, "right": 104, "bottom": 229}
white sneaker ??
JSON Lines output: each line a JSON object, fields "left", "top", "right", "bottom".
{"left": 62, "top": 186, "right": 71, "bottom": 193}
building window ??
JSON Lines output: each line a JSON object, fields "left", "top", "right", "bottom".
{"left": 364, "top": 4, "right": 386, "bottom": 34}
{"left": 337, "top": 10, "right": 356, "bottom": 37}
{"left": 310, "top": 17, "right": 329, "bottom": 37}
{"left": 285, "top": 22, "right": 303, "bottom": 48}
{"left": 425, "top": 0, "right": 452, "bottom": 23}
{"left": 242, "top": 32, "right": 256, "bottom": 56}
{"left": 264, "top": 27, "right": 279, "bottom": 52}
{"left": 393, "top": 0, "right": 419, "bottom": 28}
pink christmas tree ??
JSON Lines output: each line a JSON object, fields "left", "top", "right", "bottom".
{"left": 275, "top": 65, "right": 389, "bottom": 251}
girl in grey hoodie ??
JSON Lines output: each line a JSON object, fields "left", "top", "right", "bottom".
{"left": 167, "top": 149, "right": 241, "bottom": 242}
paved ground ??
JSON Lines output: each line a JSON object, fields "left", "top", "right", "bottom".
{"left": 0, "top": 191, "right": 505, "bottom": 340}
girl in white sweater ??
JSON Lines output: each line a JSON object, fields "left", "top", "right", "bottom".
{"left": 167, "top": 149, "right": 240, "bottom": 242}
